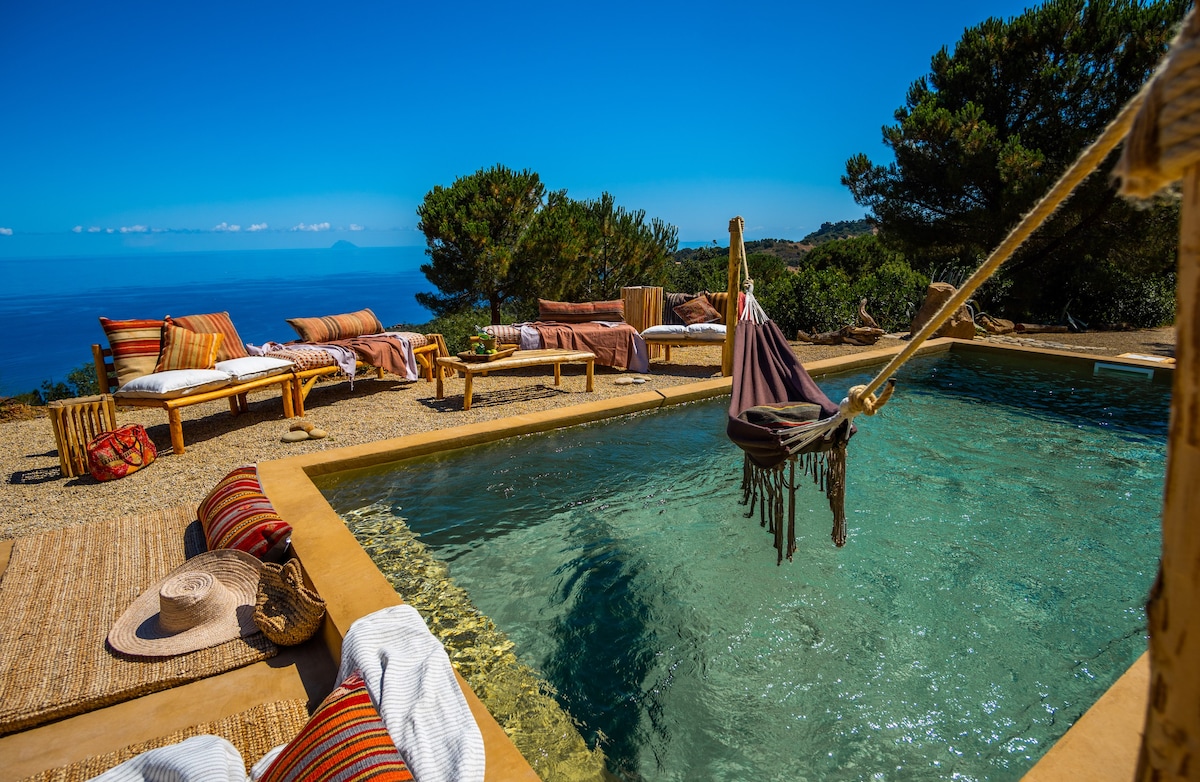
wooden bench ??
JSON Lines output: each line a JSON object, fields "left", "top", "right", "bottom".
{"left": 436, "top": 349, "right": 595, "bottom": 410}
{"left": 92, "top": 345, "right": 295, "bottom": 455}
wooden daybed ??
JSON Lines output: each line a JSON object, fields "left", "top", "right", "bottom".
{"left": 92, "top": 344, "right": 296, "bottom": 455}
{"left": 621, "top": 286, "right": 731, "bottom": 362}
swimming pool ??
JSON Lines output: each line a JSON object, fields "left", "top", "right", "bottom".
{"left": 318, "top": 351, "right": 1169, "bottom": 781}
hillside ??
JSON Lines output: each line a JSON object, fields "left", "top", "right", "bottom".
{"left": 673, "top": 218, "right": 874, "bottom": 265}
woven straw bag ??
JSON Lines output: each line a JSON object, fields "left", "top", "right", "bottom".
{"left": 253, "top": 558, "right": 326, "bottom": 646}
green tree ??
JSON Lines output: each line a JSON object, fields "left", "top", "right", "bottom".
{"left": 416, "top": 165, "right": 547, "bottom": 324}
{"left": 842, "top": 0, "right": 1187, "bottom": 325}
{"left": 568, "top": 193, "right": 678, "bottom": 301}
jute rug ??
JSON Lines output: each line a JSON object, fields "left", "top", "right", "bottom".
{"left": 19, "top": 698, "right": 311, "bottom": 782}
{"left": 0, "top": 505, "right": 277, "bottom": 736}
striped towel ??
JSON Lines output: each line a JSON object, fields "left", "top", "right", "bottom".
{"left": 92, "top": 735, "right": 247, "bottom": 781}
{"left": 336, "top": 605, "right": 486, "bottom": 782}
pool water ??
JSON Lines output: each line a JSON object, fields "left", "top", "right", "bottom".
{"left": 319, "top": 352, "right": 1169, "bottom": 782}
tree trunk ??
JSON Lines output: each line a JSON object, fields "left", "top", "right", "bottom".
{"left": 1135, "top": 163, "right": 1200, "bottom": 782}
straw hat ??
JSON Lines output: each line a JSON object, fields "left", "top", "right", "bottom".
{"left": 108, "top": 549, "right": 264, "bottom": 657}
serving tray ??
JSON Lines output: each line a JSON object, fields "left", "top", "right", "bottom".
{"left": 457, "top": 347, "right": 518, "bottom": 362}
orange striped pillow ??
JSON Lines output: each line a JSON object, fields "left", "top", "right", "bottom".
{"left": 155, "top": 323, "right": 224, "bottom": 372}
{"left": 167, "top": 311, "right": 249, "bottom": 361}
{"left": 99, "top": 317, "right": 166, "bottom": 388}
{"left": 259, "top": 671, "right": 414, "bottom": 781}
{"left": 199, "top": 465, "right": 292, "bottom": 560}
{"left": 287, "top": 308, "right": 383, "bottom": 343}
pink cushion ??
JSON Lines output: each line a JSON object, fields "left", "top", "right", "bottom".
{"left": 537, "top": 299, "right": 625, "bottom": 323}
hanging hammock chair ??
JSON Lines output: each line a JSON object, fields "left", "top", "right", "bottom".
{"left": 724, "top": 218, "right": 892, "bottom": 563}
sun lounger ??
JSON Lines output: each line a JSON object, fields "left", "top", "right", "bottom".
{"left": 93, "top": 314, "right": 297, "bottom": 455}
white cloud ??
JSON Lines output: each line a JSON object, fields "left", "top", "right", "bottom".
{"left": 247, "top": 223, "right": 268, "bottom": 232}
{"left": 0, "top": 227, "right": 12, "bottom": 236}
{"left": 106, "top": 228, "right": 114, "bottom": 234}
{"left": 88, "top": 226, "right": 102, "bottom": 233}
{"left": 72, "top": 225, "right": 82, "bottom": 233}
{"left": 349, "top": 223, "right": 364, "bottom": 231}
{"left": 291, "top": 221, "right": 331, "bottom": 232}
{"left": 213, "top": 222, "right": 241, "bottom": 232}
{"left": 119, "top": 225, "right": 148, "bottom": 233}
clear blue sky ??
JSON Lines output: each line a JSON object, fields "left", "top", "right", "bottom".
{"left": 0, "top": 0, "right": 1036, "bottom": 258}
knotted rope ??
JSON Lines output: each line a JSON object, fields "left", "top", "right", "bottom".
{"left": 1116, "top": 7, "right": 1200, "bottom": 198}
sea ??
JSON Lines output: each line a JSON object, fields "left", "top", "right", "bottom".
{"left": 0, "top": 245, "right": 435, "bottom": 397}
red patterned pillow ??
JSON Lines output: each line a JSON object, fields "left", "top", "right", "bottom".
{"left": 672, "top": 296, "right": 722, "bottom": 325}
{"left": 199, "top": 465, "right": 293, "bottom": 561}
{"left": 287, "top": 308, "right": 383, "bottom": 343}
{"left": 167, "top": 311, "right": 249, "bottom": 361}
{"left": 99, "top": 317, "right": 165, "bottom": 389}
{"left": 537, "top": 299, "right": 625, "bottom": 323}
{"left": 259, "top": 671, "right": 414, "bottom": 782}
{"left": 155, "top": 323, "right": 224, "bottom": 372}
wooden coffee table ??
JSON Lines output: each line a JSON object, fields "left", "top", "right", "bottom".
{"left": 436, "top": 349, "right": 596, "bottom": 410}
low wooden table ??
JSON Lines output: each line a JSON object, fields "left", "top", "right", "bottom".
{"left": 436, "top": 349, "right": 596, "bottom": 410}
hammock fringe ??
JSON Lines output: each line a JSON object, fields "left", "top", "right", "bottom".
{"left": 739, "top": 443, "right": 849, "bottom": 563}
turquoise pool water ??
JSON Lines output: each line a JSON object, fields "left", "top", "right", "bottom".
{"left": 319, "top": 352, "right": 1169, "bottom": 781}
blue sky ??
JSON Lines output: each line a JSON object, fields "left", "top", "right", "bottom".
{"left": 1, "top": 1, "right": 1036, "bottom": 258}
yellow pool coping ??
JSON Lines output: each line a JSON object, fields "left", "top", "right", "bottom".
{"left": 254, "top": 337, "right": 1169, "bottom": 782}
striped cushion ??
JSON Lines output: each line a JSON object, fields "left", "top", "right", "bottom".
{"left": 167, "top": 311, "right": 249, "bottom": 361}
{"left": 537, "top": 299, "right": 625, "bottom": 323}
{"left": 264, "top": 348, "right": 339, "bottom": 371}
{"left": 199, "top": 465, "right": 293, "bottom": 560}
{"left": 155, "top": 323, "right": 224, "bottom": 372}
{"left": 390, "top": 331, "right": 429, "bottom": 349}
{"left": 482, "top": 325, "right": 521, "bottom": 344}
{"left": 260, "top": 672, "right": 414, "bottom": 782}
{"left": 287, "top": 308, "right": 383, "bottom": 343}
{"left": 99, "top": 317, "right": 165, "bottom": 388}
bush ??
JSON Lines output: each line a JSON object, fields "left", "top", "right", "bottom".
{"left": 17, "top": 362, "right": 100, "bottom": 405}
{"left": 757, "top": 257, "right": 929, "bottom": 336}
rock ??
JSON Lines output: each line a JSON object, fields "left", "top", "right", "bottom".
{"left": 979, "top": 314, "right": 1015, "bottom": 335}
{"left": 910, "top": 282, "right": 975, "bottom": 340}
{"left": 281, "top": 430, "right": 309, "bottom": 443}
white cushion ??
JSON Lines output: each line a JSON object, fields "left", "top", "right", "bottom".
{"left": 686, "top": 322, "right": 726, "bottom": 337}
{"left": 641, "top": 323, "right": 726, "bottom": 341}
{"left": 116, "top": 369, "right": 232, "bottom": 399}
{"left": 641, "top": 324, "right": 687, "bottom": 338}
{"left": 215, "top": 356, "right": 294, "bottom": 381}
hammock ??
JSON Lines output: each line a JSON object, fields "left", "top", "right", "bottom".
{"left": 726, "top": 282, "right": 873, "bottom": 562}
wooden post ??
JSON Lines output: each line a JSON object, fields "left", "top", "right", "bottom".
{"left": 723, "top": 216, "right": 744, "bottom": 377}
{"left": 1136, "top": 166, "right": 1200, "bottom": 781}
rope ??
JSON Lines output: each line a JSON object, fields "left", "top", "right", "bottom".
{"left": 1118, "top": 7, "right": 1200, "bottom": 198}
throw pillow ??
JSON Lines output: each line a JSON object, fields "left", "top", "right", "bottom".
{"left": 167, "top": 312, "right": 250, "bottom": 361}
{"left": 155, "top": 323, "right": 224, "bottom": 372}
{"left": 115, "top": 368, "right": 233, "bottom": 399}
{"left": 99, "top": 317, "right": 166, "bottom": 389}
{"left": 259, "top": 671, "right": 414, "bottom": 782}
{"left": 537, "top": 299, "right": 625, "bottom": 323}
{"left": 662, "top": 292, "right": 701, "bottom": 326}
{"left": 199, "top": 465, "right": 293, "bottom": 561}
{"left": 672, "top": 296, "right": 722, "bottom": 326}
{"left": 286, "top": 308, "right": 384, "bottom": 343}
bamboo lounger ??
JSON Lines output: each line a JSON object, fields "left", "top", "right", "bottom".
{"left": 92, "top": 345, "right": 296, "bottom": 455}
{"left": 288, "top": 340, "right": 444, "bottom": 417}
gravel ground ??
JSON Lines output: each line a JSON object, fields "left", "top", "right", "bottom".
{"left": 1, "top": 328, "right": 1175, "bottom": 540}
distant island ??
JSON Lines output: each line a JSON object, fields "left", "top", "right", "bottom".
{"left": 331, "top": 240, "right": 358, "bottom": 250}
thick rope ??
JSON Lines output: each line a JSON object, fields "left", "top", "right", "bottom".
{"left": 1118, "top": 8, "right": 1200, "bottom": 198}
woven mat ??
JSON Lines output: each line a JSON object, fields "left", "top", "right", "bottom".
{"left": 20, "top": 698, "right": 310, "bottom": 782}
{"left": 0, "top": 506, "right": 277, "bottom": 736}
